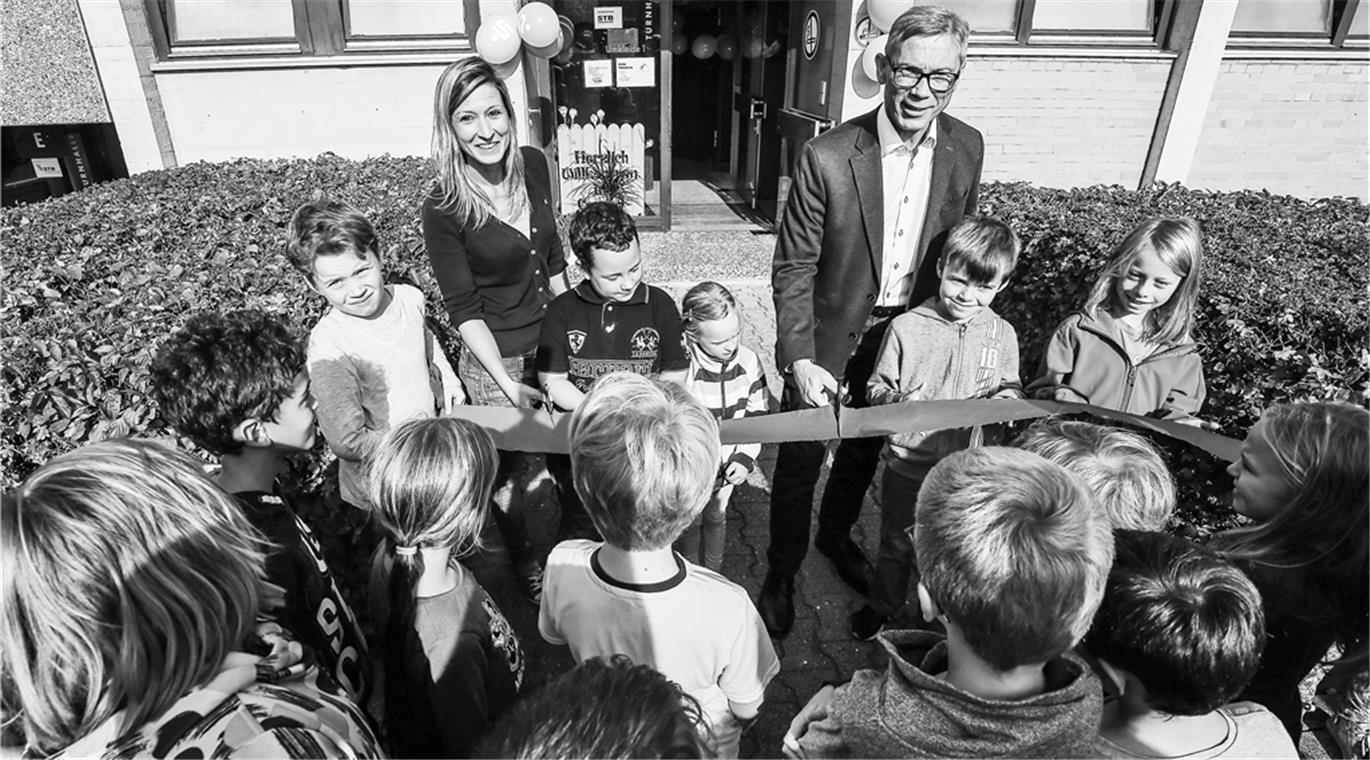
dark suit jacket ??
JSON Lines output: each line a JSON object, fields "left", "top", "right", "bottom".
{"left": 772, "top": 108, "right": 984, "bottom": 378}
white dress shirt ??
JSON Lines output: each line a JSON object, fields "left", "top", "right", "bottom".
{"left": 876, "top": 107, "right": 938, "bottom": 308}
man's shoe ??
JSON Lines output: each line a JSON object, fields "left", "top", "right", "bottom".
{"left": 849, "top": 604, "right": 888, "bottom": 641}
{"left": 515, "top": 559, "right": 544, "bottom": 606}
{"left": 757, "top": 572, "right": 795, "bottom": 638}
{"left": 814, "top": 533, "right": 875, "bottom": 595}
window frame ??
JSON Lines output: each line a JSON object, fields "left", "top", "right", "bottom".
{"left": 1226, "top": 0, "right": 1368, "bottom": 50}
{"left": 942, "top": 0, "right": 1180, "bottom": 50}
{"left": 143, "top": 0, "right": 480, "bottom": 61}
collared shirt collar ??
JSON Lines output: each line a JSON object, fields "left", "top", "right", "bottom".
{"left": 574, "top": 280, "right": 649, "bottom": 306}
{"left": 877, "top": 106, "right": 938, "bottom": 157}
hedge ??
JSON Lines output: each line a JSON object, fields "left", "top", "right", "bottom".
{"left": 4, "top": 156, "right": 1367, "bottom": 537}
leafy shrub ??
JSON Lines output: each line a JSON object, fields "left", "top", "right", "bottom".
{"left": 4, "top": 159, "right": 1366, "bottom": 538}
{"left": 980, "top": 181, "right": 1368, "bottom": 532}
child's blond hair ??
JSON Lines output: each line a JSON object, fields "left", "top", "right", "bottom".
{"left": 569, "top": 372, "right": 719, "bottom": 550}
{"left": 915, "top": 446, "right": 1114, "bottom": 669}
{"left": 1, "top": 439, "right": 268, "bottom": 753}
{"left": 1083, "top": 216, "right": 1204, "bottom": 345}
{"left": 1015, "top": 418, "right": 1175, "bottom": 531}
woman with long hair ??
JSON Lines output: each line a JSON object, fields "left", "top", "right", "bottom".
{"left": 421, "top": 58, "right": 568, "bottom": 604}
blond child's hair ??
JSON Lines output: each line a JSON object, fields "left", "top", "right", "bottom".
{"left": 1015, "top": 418, "right": 1175, "bottom": 531}
{"left": 1083, "top": 216, "right": 1204, "bottom": 345}
{"left": 680, "top": 281, "right": 737, "bottom": 337}
{"left": 367, "top": 416, "right": 498, "bottom": 747}
{"left": 569, "top": 372, "right": 719, "bottom": 550}
{"left": 914, "top": 446, "right": 1115, "bottom": 670}
{"left": 1, "top": 439, "right": 269, "bottom": 753}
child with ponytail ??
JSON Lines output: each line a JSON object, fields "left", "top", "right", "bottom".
{"left": 367, "top": 417, "right": 524, "bottom": 758}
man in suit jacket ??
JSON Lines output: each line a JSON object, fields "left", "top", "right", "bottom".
{"left": 761, "top": 5, "right": 984, "bottom": 638}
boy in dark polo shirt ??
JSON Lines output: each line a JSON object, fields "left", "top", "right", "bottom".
{"left": 537, "top": 201, "right": 689, "bottom": 539}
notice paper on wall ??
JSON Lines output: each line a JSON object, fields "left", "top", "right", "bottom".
{"left": 615, "top": 57, "right": 655, "bottom": 87}
{"left": 583, "top": 59, "right": 613, "bottom": 87}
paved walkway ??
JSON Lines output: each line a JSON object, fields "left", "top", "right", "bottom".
{"left": 463, "top": 229, "right": 1339, "bottom": 759}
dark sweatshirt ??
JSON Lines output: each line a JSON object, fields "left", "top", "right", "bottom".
{"left": 797, "top": 629, "right": 1104, "bottom": 758}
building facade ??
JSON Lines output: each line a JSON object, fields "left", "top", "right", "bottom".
{"left": 3, "top": 0, "right": 1365, "bottom": 222}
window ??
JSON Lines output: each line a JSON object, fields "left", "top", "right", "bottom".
{"left": 938, "top": 0, "right": 1173, "bottom": 46}
{"left": 144, "top": 0, "right": 477, "bottom": 60}
{"left": 1229, "top": 0, "right": 1368, "bottom": 47}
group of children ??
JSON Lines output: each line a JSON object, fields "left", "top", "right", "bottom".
{"left": 4, "top": 194, "right": 1366, "bottom": 759}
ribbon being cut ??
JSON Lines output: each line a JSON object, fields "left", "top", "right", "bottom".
{"left": 449, "top": 399, "right": 1241, "bottom": 462}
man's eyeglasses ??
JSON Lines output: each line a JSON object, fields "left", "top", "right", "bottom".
{"left": 886, "top": 64, "right": 959, "bottom": 94}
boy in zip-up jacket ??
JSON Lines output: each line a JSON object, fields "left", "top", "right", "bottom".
{"left": 675, "top": 281, "right": 773, "bottom": 571}
{"left": 850, "top": 216, "right": 1024, "bottom": 642}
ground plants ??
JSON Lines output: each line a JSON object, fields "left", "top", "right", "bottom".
{"left": 4, "top": 157, "right": 1366, "bottom": 538}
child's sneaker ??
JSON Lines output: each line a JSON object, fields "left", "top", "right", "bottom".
{"left": 515, "top": 558, "right": 544, "bottom": 606}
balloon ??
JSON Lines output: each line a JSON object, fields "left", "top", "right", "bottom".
{"left": 742, "top": 35, "right": 764, "bottom": 58}
{"left": 492, "top": 55, "right": 521, "bottom": 80}
{"left": 671, "top": 31, "right": 688, "bottom": 55}
{"left": 475, "top": 16, "right": 521, "bottom": 65}
{"left": 861, "top": 34, "right": 887, "bottom": 82}
{"left": 517, "top": 2, "right": 559, "bottom": 48}
{"left": 716, "top": 33, "right": 737, "bottom": 60}
{"left": 554, "top": 31, "right": 575, "bottom": 63}
{"left": 868, "top": 0, "right": 915, "bottom": 32}
{"left": 671, "top": 14, "right": 684, "bottom": 32}
{"left": 527, "top": 29, "right": 563, "bottom": 58}
{"left": 691, "top": 34, "right": 717, "bottom": 59}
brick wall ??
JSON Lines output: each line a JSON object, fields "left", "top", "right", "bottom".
{"left": 1188, "top": 60, "right": 1367, "bottom": 200}
{"left": 951, "top": 57, "right": 1171, "bottom": 190}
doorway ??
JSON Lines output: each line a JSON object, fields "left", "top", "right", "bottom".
{"left": 666, "top": 0, "right": 777, "bottom": 231}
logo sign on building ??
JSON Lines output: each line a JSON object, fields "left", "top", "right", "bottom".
{"left": 803, "top": 10, "right": 820, "bottom": 60}
{"left": 855, "top": 16, "right": 878, "bottom": 46}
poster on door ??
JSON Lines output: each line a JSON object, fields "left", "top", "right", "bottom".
{"left": 551, "top": 0, "right": 660, "bottom": 218}
{"left": 556, "top": 121, "right": 646, "bottom": 216}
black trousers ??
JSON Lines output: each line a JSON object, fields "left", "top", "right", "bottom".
{"left": 767, "top": 315, "right": 891, "bottom": 579}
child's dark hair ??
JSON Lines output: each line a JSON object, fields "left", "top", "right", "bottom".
{"left": 367, "top": 417, "right": 497, "bottom": 757}
{"left": 939, "top": 216, "right": 1020, "bottom": 284}
{"left": 150, "top": 309, "right": 305, "bottom": 456}
{"left": 568, "top": 200, "right": 637, "bottom": 270}
{"left": 1084, "top": 530, "right": 1265, "bottom": 716}
{"left": 285, "top": 198, "right": 380, "bottom": 279}
{"left": 478, "top": 655, "right": 712, "bottom": 758}
{"left": 680, "top": 281, "right": 737, "bottom": 337}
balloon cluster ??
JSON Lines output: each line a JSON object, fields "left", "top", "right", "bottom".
{"left": 474, "top": 2, "right": 574, "bottom": 71}
{"left": 856, "top": 0, "right": 917, "bottom": 84}
{"left": 673, "top": 10, "right": 779, "bottom": 61}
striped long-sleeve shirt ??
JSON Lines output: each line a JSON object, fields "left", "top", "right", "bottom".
{"left": 684, "top": 343, "right": 772, "bottom": 478}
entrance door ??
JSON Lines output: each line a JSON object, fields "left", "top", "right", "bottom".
{"left": 666, "top": 0, "right": 771, "bottom": 231}
{"left": 773, "top": 2, "right": 844, "bottom": 222}
{"left": 731, "top": 0, "right": 787, "bottom": 222}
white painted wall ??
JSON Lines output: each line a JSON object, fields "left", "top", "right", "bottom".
{"left": 154, "top": 66, "right": 443, "bottom": 162}
{"left": 152, "top": 55, "right": 534, "bottom": 163}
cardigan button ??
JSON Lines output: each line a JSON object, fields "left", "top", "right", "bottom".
{"left": 848, "top": 332, "right": 857, "bottom": 341}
